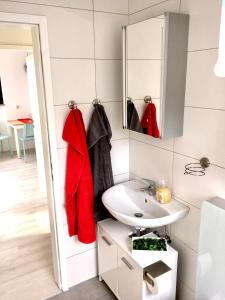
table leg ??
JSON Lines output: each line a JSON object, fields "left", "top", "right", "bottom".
{"left": 14, "top": 127, "right": 21, "bottom": 158}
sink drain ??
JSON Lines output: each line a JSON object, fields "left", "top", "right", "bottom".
{"left": 134, "top": 212, "right": 143, "bottom": 218}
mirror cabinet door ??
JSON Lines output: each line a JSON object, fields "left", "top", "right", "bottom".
{"left": 123, "top": 13, "right": 189, "bottom": 139}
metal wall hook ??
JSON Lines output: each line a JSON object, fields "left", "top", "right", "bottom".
{"left": 93, "top": 98, "right": 101, "bottom": 105}
{"left": 184, "top": 157, "right": 210, "bottom": 176}
{"left": 68, "top": 100, "right": 77, "bottom": 110}
{"left": 144, "top": 96, "right": 152, "bottom": 103}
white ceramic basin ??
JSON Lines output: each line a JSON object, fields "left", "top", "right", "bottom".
{"left": 102, "top": 180, "right": 189, "bottom": 228}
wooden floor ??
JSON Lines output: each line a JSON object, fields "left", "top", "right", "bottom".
{"left": 0, "top": 151, "right": 60, "bottom": 300}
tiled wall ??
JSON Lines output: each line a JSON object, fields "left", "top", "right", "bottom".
{"left": 128, "top": 0, "right": 225, "bottom": 299}
{"left": 0, "top": 0, "right": 129, "bottom": 288}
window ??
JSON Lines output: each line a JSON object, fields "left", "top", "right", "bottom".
{"left": 0, "top": 78, "right": 4, "bottom": 105}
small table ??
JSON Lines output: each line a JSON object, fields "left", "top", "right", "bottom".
{"left": 7, "top": 120, "right": 24, "bottom": 158}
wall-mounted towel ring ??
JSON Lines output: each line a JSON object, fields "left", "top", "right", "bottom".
{"left": 93, "top": 98, "right": 101, "bottom": 105}
{"left": 68, "top": 100, "right": 77, "bottom": 110}
{"left": 144, "top": 96, "right": 152, "bottom": 103}
{"left": 184, "top": 157, "right": 210, "bottom": 176}
{"left": 127, "top": 96, "right": 132, "bottom": 102}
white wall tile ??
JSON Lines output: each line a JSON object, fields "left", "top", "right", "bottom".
{"left": 66, "top": 249, "right": 97, "bottom": 288}
{"left": 180, "top": 0, "right": 221, "bottom": 51}
{"left": 171, "top": 198, "right": 200, "bottom": 252}
{"left": 3, "top": 0, "right": 93, "bottom": 9}
{"left": 185, "top": 49, "right": 225, "bottom": 110}
{"left": 171, "top": 236, "right": 198, "bottom": 291}
{"left": 128, "top": 60, "right": 161, "bottom": 99}
{"left": 54, "top": 104, "right": 93, "bottom": 148}
{"left": 95, "top": 60, "right": 123, "bottom": 101}
{"left": 129, "top": 0, "right": 166, "bottom": 14}
{"left": 128, "top": 17, "right": 163, "bottom": 59}
{"left": 130, "top": 128, "right": 174, "bottom": 151}
{"left": 103, "top": 102, "right": 129, "bottom": 140}
{"left": 111, "top": 139, "right": 129, "bottom": 175}
{"left": 94, "top": 0, "right": 128, "bottom": 14}
{"left": 130, "top": 139, "right": 173, "bottom": 186}
{"left": 129, "top": 0, "right": 179, "bottom": 24}
{"left": 94, "top": 12, "right": 128, "bottom": 59}
{"left": 174, "top": 107, "right": 225, "bottom": 168}
{"left": 172, "top": 153, "right": 225, "bottom": 209}
{"left": 114, "top": 172, "right": 130, "bottom": 184}
{"left": 0, "top": 2, "right": 95, "bottom": 58}
{"left": 176, "top": 282, "right": 195, "bottom": 300}
{"left": 51, "top": 59, "right": 96, "bottom": 105}
{"left": 63, "top": 225, "right": 96, "bottom": 257}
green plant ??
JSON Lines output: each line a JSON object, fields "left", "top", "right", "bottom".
{"left": 132, "top": 238, "right": 167, "bottom": 251}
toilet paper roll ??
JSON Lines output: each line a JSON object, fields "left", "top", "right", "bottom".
{"left": 144, "top": 271, "right": 171, "bottom": 295}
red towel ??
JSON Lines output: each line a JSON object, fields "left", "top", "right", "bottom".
{"left": 141, "top": 102, "right": 160, "bottom": 138}
{"left": 62, "top": 109, "right": 96, "bottom": 243}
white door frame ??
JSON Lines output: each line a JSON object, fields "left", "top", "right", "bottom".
{"left": 0, "top": 12, "right": 68, "bottom": 291}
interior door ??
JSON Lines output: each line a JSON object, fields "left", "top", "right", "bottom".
{"left": 30, "top": 25, "right": 62, "bottom": 289}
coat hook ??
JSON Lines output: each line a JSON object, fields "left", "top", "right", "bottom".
{"left": 68, "top": 100, "right": 77, "bottom": 110}
{"left": 144, "top": 96, "right": 152, "bottom": 103}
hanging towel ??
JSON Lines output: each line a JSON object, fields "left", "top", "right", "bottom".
{"left": 141, "top": 102, "right": 160, "bottom": 138}
{"left": 127, "top": 101, "right": 143, "bottom": 133}
{"left": 87, "top": 104, "right": 114, "bottom": 222}
{"left": 62, "top": 109, "right": 96, "bottom": 243}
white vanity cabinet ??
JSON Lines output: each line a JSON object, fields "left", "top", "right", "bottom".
{"left": 117, "top": 247, "right": 143, "bottom": 300}
{"left": 97, "top": 219, "right": 178, "bottom": 300}
{"left": 98, "top": 227, "right": 118, "bottom": 296}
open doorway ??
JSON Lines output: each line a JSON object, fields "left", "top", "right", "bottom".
{"left": 0, "top": 20, "right": 64, "bottom": 300}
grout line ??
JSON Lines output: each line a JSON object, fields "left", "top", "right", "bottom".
{"left": 179, "top": 0, "right": 182, "bottom": 13}
{"left": 114, "top": 172, "right": 129, "bottom": 177}
{"left": 173, "top": 151, "right": 225, "bottom": 170}
{"left": 188, "top": 47, "right": 218, "bottom": 53}
{"left": 173, "top": 194, "right": 201, "bottom": 211}
{"left": 92, "top": 0, "right": 98, "bottom": 99}
{"left": 50, "top": 57, "right": 122, "bottom": 61}
{"left": 130, "top": 136, "right": 174, "bottom": 153}
{"left": 171, "top": 233, "right": 198, "bottom": 254}
{"left": 57, "top": 138, "right": 129, "bottom": 150}
{"left": 54, "top": 100, "right": 122, "bottom": 107}
{"left": 128, "top": 58, "right": 161, "bottom": 61}
{"left": 185, "top": 105, "right": 225, "bottom": 112}
{"left": 130, "top": 137, "right": 225, "bottom": 171}
{"left": 129, "top": 0, "right": 170, "bottom": 16}
{"left": 0, "top": 0, "right": 128, "bottom": 15}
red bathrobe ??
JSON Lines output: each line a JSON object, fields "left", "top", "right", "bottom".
{"left": 62, "top": 109, "right": 96, "bottom": 243}
{"left": 141, "top": 102, "right": 160, "bottom": 138}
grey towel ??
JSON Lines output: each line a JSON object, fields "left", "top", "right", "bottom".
{"left": 87, "top": 104, "right": 114, "bottom": 222}
{"left": 127, "top": 101, "right": 143, "bottom": 133}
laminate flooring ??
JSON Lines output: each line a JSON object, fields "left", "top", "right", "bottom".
{"left": 0, "top": 151, "right": 60, "bottom": 300}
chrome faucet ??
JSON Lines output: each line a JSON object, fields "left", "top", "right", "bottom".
{"left": 140, "top": 178, "right": 157, "bottom": 196}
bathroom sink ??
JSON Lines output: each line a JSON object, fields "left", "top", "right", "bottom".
{"left": 102, "top": 180, "right": 189, "bottom": 228}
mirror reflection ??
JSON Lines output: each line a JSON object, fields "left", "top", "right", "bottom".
{"left": 126, "top": 15, "right": 164, "bottom": 138}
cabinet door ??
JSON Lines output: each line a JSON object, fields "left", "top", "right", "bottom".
{"left": 98, "top": 227, "right": 118, "bottom": 296}
{"left": 118, "top": 248, "right": 143, "bottom": 300}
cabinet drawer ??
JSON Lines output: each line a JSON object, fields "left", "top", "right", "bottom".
{"left": 98, "top": 227, "right": 118, "bottom": 296}
{"left": 118, "top": 247, "right": 143, "bottom": 300}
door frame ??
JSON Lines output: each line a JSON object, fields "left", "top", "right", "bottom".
{"left": 0, "top": 12, "right": 68, "bottom": 291}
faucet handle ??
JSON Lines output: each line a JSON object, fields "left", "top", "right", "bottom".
{"left": 141, "top": 178, "right": 156, "bottom": 187}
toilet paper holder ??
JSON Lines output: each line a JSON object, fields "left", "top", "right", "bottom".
{"left": 143, "top": 260, "right": 171, "bottom": 293}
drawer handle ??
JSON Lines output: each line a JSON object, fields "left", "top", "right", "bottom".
{"left": 101, "top": 235, "right": 112, "bottom": 246}
{"left": 121, "top": 257, "right": 133, "bottom": 270}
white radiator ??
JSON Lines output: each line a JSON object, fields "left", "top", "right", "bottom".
{"left": 196, "top": 197, "right": 225, "bottom": 300}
